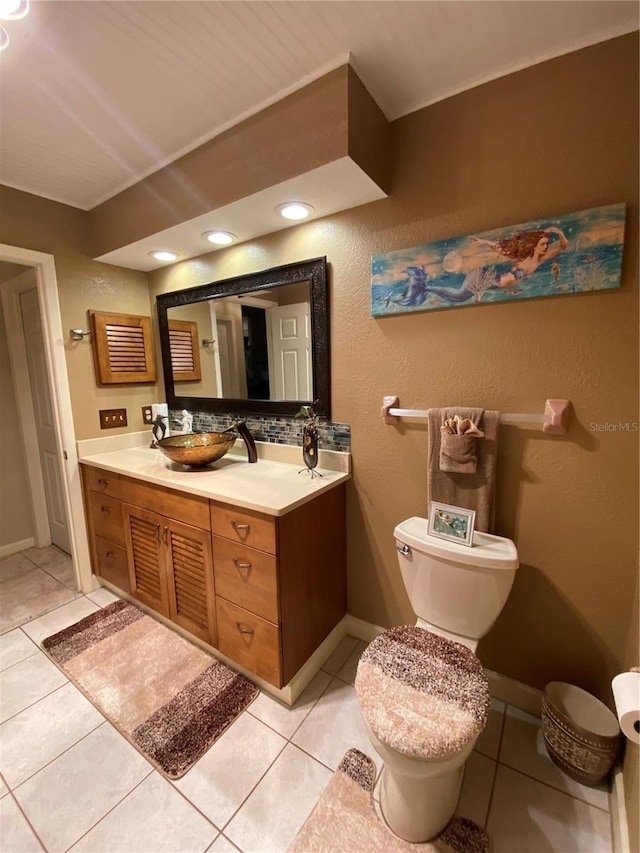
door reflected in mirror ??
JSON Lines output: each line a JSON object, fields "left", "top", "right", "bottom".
{"left": 165, "top": 281, "right": 311, "bottom": 403}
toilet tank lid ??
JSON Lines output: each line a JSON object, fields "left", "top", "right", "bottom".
{"left": 394, "top": 517, "right": 519, "bottom": 570}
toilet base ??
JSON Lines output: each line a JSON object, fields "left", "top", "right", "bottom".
{"left": 379, "top": 759, "right": 464, "bottom": 842}
{"left": 367, "top": 725, "right": 476, "bottom": 843}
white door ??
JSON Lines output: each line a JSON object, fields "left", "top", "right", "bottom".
{"left": 269, "top": 302, "right": 311, "bottom": 400}
{"left": 19, "top": 288, "right": 71, "bottom": 553}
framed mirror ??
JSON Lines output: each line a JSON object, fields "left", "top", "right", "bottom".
{"left": 157, "top": 257, "right": 330, "bottom": 418}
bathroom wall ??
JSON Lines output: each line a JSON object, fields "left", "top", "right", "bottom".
{"left": 0, "top": 35, "right": 637, "bottom": 712}
{"left": 0, "top": 187, "right": 160, "bottom": 439}
{"left": 150, "top": 34, "right": 639, "bottom": 709}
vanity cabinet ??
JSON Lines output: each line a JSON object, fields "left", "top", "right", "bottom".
{"left": 83, "top": 469, "right": 130, "bottom": 593}
{"left": 123, "top": 504, "right": 216, "bottom": 646}
{"left": 81, "top": 463, "right": 347, "bottom": 689}
{"left": 211, "top": 487, "right": 346, "bottom": 687}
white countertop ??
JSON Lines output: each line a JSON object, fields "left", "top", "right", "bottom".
{"left": 78, "top": 438, "right": 350, "bottom": 516}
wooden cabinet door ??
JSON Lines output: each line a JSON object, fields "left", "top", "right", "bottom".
{"left": 124, "top": 505, "right": 170, "bottom": 617}
{"left": 165, "top": 519, "right": 216, "bottom": 646}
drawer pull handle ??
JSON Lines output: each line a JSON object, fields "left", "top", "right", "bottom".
{"left": 100, "top": 506, "right": 111, "bottom": 514}
{"left": 163, "top": 526, "right": 169, "bottom": 544}
{"left": 231, "top": 521, "right": 250, "bottom": 533}
{"left": 106, "top": 551, "right": 116, "bottom": 560}
{"left": 232, "top": 558, "right": 252, "bottom": 572}
{"left": 236, "top": 622, "right": 254, "bottom": 636}
{"left": 98, "top": 478, "right": 109, "bottom": 488}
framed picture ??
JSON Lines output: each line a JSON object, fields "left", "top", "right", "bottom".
{"left": 371, "top": 202, "right": 626, "bottom": 317}
{"left": 427, "top": 502, "right": 475, "bottom": 546}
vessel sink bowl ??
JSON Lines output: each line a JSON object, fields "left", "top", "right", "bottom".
{"left": 156, "top": 432, "right": 236, "bottom": 467}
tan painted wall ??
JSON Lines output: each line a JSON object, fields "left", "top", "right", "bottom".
{"left": 150, "top": 35, "right": 639, "bottom": 707}
{"left": 0, "top": 296, "right": 34, "bottom": 548}
{"left": 0, "top": 187, "right": 159, "bottom": 440}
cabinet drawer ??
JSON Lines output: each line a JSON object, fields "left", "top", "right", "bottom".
{"left": 216, "top": 597, "right": 281, "bottom": 687}
{"left": 95, "top": 536, "right": 130, "bottom": 592}
{"left": 213, "top": 536, "right": 279, "bottom": 623}
{"left": 211, "top": 504, "right": 277, "bottom": 554}
{"left": 89, "top": 492, "right": 125, "bottom": 547}
{"left": 120, "top": 477, "right": 210, "bottom": 531}
{"left": 86, "top": 467, "right": 121, "bottom": 499}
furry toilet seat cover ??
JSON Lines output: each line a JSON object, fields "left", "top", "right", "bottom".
{"left": 355, "top": 626, "right": 490, "bottom": 761}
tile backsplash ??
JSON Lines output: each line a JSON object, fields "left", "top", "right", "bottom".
{"left": 170, "top": 410, "right": 351, "bottom": 453}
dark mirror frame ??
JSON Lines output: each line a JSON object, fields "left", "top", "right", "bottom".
{"left": 157, "top": 256, "right": 330, "bottom": 419}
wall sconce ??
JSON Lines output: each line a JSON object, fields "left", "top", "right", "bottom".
{"left": 69, "top": 329, "right": 91, "bottom": 341}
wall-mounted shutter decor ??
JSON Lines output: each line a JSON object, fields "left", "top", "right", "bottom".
{"left": 90, "top": 311, "right": 156, "bottom": 384}
{"left": 168, "top": 319, "right": 201, "bottom": 382}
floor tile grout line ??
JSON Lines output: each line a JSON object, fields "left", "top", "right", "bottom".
{"left": 213, "top": 738, "right": 290, "bottom": 835}
{"left": 0, "top": 674, "right": 71, "bottom": 727}
{"left": 482, "top": 707, "right": 507, "bottom": 830}
{"left": 0, "top": 647, "right": 40, "bottom": 673}
{"left": 1, "top": 588, "right": 86, "bottom": 637}
{"left": 9, "top": 719, "right": 109, "bottom": 794}
{"left": 497, "top": 758, "right": 611, "bottom": 813}
{"left": 5, "top": 788, "right": 48, "bottom": 852}
{"left": 206, "top": 671, "right": 339, "bottom": 837}
{"left": 59, "top": 766, "right": 156, "bottom": 853}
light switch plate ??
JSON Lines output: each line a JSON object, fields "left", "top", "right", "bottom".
{"left": 99, "top": 408, "right": 127, "bottom": 429}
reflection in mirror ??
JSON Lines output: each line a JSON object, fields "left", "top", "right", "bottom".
{"left": 165, "top": 281, "right": 311, "bottom": 403}
{"left": 157, "top": 257, "right": 329, "bottom": 418}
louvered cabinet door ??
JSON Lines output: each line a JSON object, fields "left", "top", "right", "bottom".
{"left": 90, "top": 311, "right": 156, "bottom": 384}
{"left": 165, "top": 519, "right": 216, "bottom": 646}
{"left": 123, "top": 505, "right": 170, "bottom": 616}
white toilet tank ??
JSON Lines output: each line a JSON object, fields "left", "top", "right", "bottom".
{"left": 394, "top": 517, "right": 518, "bottom": 645}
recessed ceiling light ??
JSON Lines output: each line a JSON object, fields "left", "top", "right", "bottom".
{"left": 0, "top": 0, "right": 29, "bottom": 21}
{"left": 149, "top": 250, "right": 179, "bottom": 262}
{"left": 203, "top": 230, "right": 237, "bottom": 246}
{"left": 276, "top": 202, "right": 314, "bottom": 221}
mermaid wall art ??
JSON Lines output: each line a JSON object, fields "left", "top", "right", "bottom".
{"left": 371, "top": 203, "right": 626, "bottom": 317}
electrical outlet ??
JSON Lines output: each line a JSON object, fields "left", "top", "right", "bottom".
{"left": 99, "top": 408, "right": 128, "bottom": 429}
{"left": 141, "top": 405, "right": 153, "bottom": 425}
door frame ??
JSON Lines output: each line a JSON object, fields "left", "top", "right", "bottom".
{"left": 0, "top": 243, "right": 91, "bottom": 592}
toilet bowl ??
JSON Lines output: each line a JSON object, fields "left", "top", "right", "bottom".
{"left": 355, "top": 626, "right": 490, "bottom": 841}
{"left": 354, "top": 517, "right": 519, "bottom": 841}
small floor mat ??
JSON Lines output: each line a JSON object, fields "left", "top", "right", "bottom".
{"left": 288, "top": 748, "right": 489, "bottom": 853}
{"left": 41, "top": 599, "right": 258, "bottom": 779}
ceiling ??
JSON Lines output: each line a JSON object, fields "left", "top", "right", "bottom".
{"left": 0, "top": 1, "right": 637, "bottom": 266}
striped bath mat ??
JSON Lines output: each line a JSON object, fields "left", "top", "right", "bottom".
{"left": 41, "top": 599, "right": 258, "bottom": 779}
{"left": 288, "top": 748, "right": 489, "bottom": 853}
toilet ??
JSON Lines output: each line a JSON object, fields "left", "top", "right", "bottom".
{"left": 355, "top": 517, "right": 519, "bottom": 842}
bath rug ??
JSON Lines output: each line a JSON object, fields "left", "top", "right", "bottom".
{"left": 288, "top": 748, "right": 489, "bottom": 853}
{"left": 41, "top": 599, "right": 258, "bottom": 779}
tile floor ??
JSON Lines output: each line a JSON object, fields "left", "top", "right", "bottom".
{"left": 0, "top": 547, "right": 79, "bottom": 634}
{"left": 0, "top": 583, "right": 614, "bottom": 853}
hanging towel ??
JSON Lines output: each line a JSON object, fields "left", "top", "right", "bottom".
{"left": 440, "top": 415, "right": 485, "bottom": 474}
{"left": 427, "top": 407, "right": 499, "bottom": 533}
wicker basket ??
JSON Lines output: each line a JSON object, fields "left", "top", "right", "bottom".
{"left": 542, "top": 681, "right": 622, "bottom": 787}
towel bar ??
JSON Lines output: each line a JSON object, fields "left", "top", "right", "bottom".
{"left": 381, "top": 397, "right": 570, "bottom": 435}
